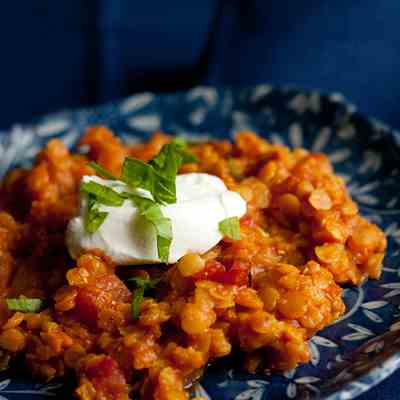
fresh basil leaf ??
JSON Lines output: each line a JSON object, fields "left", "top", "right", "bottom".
{"left": 141, "top": 203, "right": 164, "bottom": 221}
{"left": 150, "top": 138, "right": 197, "bottom": 178}
{"left": 219, "top": 216, "right": 241, "bottom": 240}
{"left": 122, "top": 193, "right": 154, "bottom": 212}
{"left": 129, "top": 277, "right": 160, "bottom": 319}
{"left": 84, "top": 195, "right": 108, "bottom": 233}
{"left": 150, "top": 139, "right": 196, "bottom": 201}
{"left": 121, "top": 138, "right": 196, "bottom": 205}
{"left": 131, "top": 286, "right": 145, "bottom": 320}
{"left": 80, "top": 181, "right": 124, "bottom": 206}
{"left": 88, "top": 162, "right": 118, "bottom": 180}
{"left": 180, "top": 151, "right": 197, "bottom": 164}
{"left": 126, "top": 194, "right": 173, "bottom": 262}
{"left": 82, "top": 137, "right": 194, "bottom": 249}
{"left": 140, "top": 204, "right": 172, "bottom": 263}
{"left": 156, "top": 228, "right": 172, "bottom": 262}
{"left": 85, "top": 209, "right": 108, "bottom": 234}
{"left": 127, "top": 277, "right": 159, "bottom": 290}
{"left": 122, "top": 159, "right": 175, "bottom": 205}
{"left": 152, "top": 175, "right": 176, "bottom": 204}
{"left": 154, "top": 217, "right": 173, "bottom": 239}
{"left": 150, "top": 142, "right": 181, "bottom": 178}
{"left": 170, "top": 137, "right": 198, "bottom": 163}
{"left": 156, "top": 234, "right": 172, "bottom": 263}
{"left": 170, "top": 138, "right": 197, "bottom": 164}
{"left": 170, "top": 136, "right": 187, "bottom": 147}
{"left": 121, "top": 158, "right": 154, "bottom": 193}
{"left": 7, "top": 298, "right": 44, "bottom": 313}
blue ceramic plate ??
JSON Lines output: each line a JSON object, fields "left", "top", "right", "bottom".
{"left": 0, "top": 86, "right": 399, "bottom": 400}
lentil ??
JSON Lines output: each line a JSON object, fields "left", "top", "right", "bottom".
{"left": 0, "top": 127, "right": 386, "bottom": 399}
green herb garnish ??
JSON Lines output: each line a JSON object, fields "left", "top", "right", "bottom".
{"left": 131, "top": 286, "right": 145, "bottom": 320}
{"left": 82, "top": 137, "right": 195, "bottom": 262}
{"left": 121, "top": 158, "right": 174, "bottom": 205}
{"left": 122, "top": 138, "right": 196, "bottom": 205}
{"left": 121, "top": 158, "right": 155, "bottom": 192}
{"left": 88, "top": 162, "right": 118, "bottom": 180}
{"left": 219, "top": 216, "right": 241, "bottom": 240}
{"left": 80, "top": 181, "right": 124, "bottom": 207}
{"left": 128, "top": 277, "right": 159, "bottom": 319}
{"left": 150, "top": 138, "right": 197, "bottom": 178}
{"left": 6, "top": 298, "right": 44, "bottom": 313}
{"left": 123, "top": 193, "right": 173, "bottom": 262}
{"left": 84, "top": 195, "right": 109, "bottom": 233}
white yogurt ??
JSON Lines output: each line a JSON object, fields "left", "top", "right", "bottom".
{"left": 66, "top": 173, "right": 246, "bottom": 264}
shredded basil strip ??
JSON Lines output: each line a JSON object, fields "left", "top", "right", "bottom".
{"left": 84, "top": 195, "right": 108, "bottom": 233}
{"left": 121, "top": 158, "right": 176, "bottom": 205}
{"left": 127, "top": 276, "right": 159, "bottom": 289}
{"left": 219, "top": 216, "right": 241, "bottom": 240}
{"left": 122, "top": 138, "right": 196, "bottom": 205}
{"left": 82, "top": 137, "right": 196, "bottom": 261}
{"left": 88, "top": 162, "right": 118, "bottom": 180}
{"left": 131, "top": 286, "right": 145, "bottom": 320}
{"left": 123, "top": 193, "right": 173, "bottom": 262}
{"left": 121, "top": 158, "right": 155, "bottom": 193}
{"left": 170, "top": 137, "right": 198, "bottom": 164}
{"left": 128, "top": 277, "right": 159, "bottom": 319}
{"left": 150, "top": 141, "right": 183, "bottom": 179}
{"left": 6, "top": 298, "right": 44, "bottom": 313}
{"left": 149, "top": 138, "right": 197, "bottom": 190}
{"left": 80, "top": 181, "right": 124, "bottom": 206}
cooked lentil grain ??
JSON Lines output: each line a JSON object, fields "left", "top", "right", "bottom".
{"left": 0, "top": 128, "right": 386, "bottom": 399}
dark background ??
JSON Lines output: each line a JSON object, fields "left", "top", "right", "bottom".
{"left": 1, "top": 1, "right": 400, "bottom": 130}
{"left": 0, "top": 1, "right": 399, "bottom": 398}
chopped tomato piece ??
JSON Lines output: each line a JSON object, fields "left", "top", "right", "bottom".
{"left": 83, "top": 356, "right": 129, "bottom": 400}
{"left": 240, "top": 215, "right": 255, "bottom": 227}
{"left": 192, "top": 260, "right": 249, "bottom": 287}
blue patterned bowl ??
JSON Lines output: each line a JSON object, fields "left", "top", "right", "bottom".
{"left": 0, "top": 86, "right": 399, "bottom": 400}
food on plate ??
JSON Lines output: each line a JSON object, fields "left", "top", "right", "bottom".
{"left": 67, "top": 173, "right": 246, "bottom": 265}
{"left": 0, "top": 127, "right": 386, "bottom": 399}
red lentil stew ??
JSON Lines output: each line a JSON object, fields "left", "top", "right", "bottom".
{"left": 0, "top": 127, "right": 386, "bottom": 399}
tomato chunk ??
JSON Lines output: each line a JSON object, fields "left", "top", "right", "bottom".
{"left": 192, "top": 260, "right": 249, "bottom": 286}
{"left": 82, "top": 356, "right": 129, "bottom": 400}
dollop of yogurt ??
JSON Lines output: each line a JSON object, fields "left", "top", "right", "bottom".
{"left": 66, "top": 173, "right": 246, "bottom": 264}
